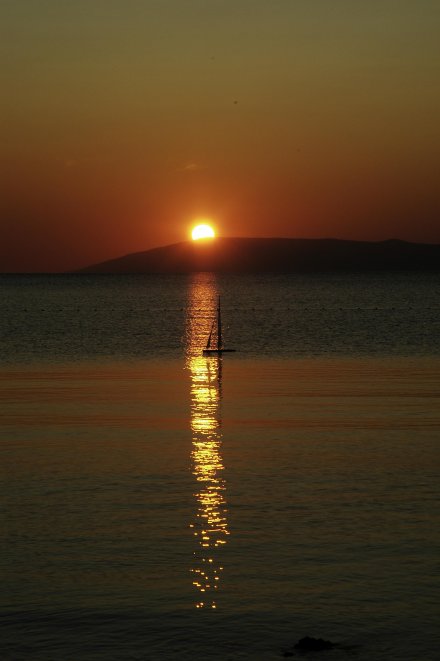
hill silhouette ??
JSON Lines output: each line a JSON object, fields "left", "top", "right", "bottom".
{"left": 76, "top": 237, "right": 440, "bottom": 273}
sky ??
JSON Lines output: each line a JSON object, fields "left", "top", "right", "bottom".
{"left": 1, "top": 0, "right": 440, "bottom": 271}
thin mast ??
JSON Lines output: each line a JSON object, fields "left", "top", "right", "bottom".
{"left": 217, "top": 296, "right": 222, "bottom": 349}
{"left": 206, "top": 323, "right": 214, "bottom": 349}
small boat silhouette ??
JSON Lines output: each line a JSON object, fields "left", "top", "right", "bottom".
{"left": 203, "top": 297, "right": 236, "bottom": 355}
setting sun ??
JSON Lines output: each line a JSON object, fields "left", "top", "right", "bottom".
{"left": 191, "top": 224, "right": 216, "bottom": 241}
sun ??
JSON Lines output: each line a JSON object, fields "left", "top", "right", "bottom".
{"left": 191, "top": 223, "right": 216, "bottom": 241}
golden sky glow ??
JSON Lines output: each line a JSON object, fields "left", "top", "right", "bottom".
{"left": 1, "top": 1, "right": 440, "bottom": 270}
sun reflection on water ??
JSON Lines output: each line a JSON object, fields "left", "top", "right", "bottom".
{"left": 186, "top": 274, "right": 229, "bottom": 609}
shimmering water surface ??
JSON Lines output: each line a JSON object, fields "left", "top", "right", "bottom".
{"left": 1, "top": 273, "right": 439, "bottom": 660}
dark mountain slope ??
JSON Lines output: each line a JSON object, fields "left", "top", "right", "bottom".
{"left": 76, "top": 237, "right": 440, "bottom": 273}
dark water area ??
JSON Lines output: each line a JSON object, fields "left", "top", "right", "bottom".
{"left": 0, "top": 271, "right": 439, "bottom": 362}
{"left": 1, "top": 273, "right": 439, "bottom": 659}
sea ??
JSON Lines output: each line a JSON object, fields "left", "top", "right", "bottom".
{"left": 0, "top": 272, "right": 439, "bottom": 660}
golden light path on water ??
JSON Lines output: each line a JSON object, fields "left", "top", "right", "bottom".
{"left": 186, "top": 274, "right": 229, "bottom": 610}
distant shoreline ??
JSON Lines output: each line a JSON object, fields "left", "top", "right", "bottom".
{"left": 74, "top": 237, "right": 440, "bottom": 274}
{"left": 1, "top": 237, "right": 439, "bottom": 275}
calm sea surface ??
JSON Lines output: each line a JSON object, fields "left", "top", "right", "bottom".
{"left": 1, "top": 273, "right": 439, "bottom": 660}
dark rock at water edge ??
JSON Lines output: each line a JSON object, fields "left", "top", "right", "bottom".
{"left": 295, "top": 636, "right": 336, "bottom": 651}
{"left": 282, "top": 635, "right": 338, "bottom": 656}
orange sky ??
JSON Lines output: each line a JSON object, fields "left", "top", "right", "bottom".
{"left": 1, "top": 0, "right": 440, "bottom": 271}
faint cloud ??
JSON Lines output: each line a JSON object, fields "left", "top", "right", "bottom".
{"left": 178, "top": 161, "right": 206, "bottom": 173}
